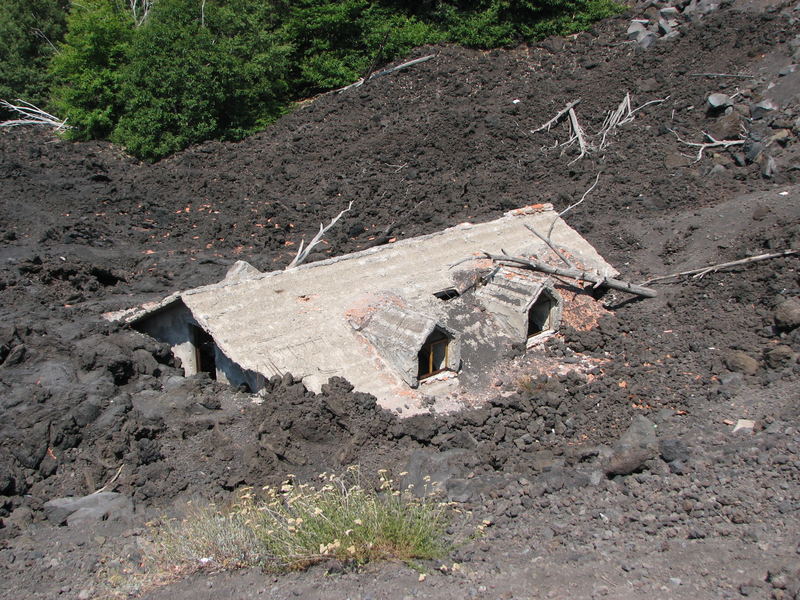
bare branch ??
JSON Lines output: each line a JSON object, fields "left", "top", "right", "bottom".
{"left": 533, "top": 94, "right": 668, "bottom": 162}
{"left": 668, "top": 129, "right": 745, "bottom": 163}
{"left": 547, "top": 172, "right": 601, "bottom": 239}
{"left": 687, "top": 72, "right": 757, "bottom": 79}
{"left": 91, "top": 464, "right": 124, "bottom": 495}
{"left": 532, "top": 99, "right": 581, "bottom": 133}
{"left": 524, "top": 224, "right": 575, "bottom": 268}
{"left": 566, "top": 107, "right": 589, "bottom": 164}
{"left": 642, "top": 250, "right": 798, "bottom": 284}
{"left": 0, "top": 99, "right": 70, "bottom": 130}
{"left": 129, "top": 0, "right": 153, "bottom": 27}
{"left": 287, "top": 202, "right": 354, "bottom": 269}
{"left": 334, "top": 55, "right": 436, "bottom": 94}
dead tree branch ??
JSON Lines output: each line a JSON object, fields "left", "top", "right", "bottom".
{"left": 688, "top": 72, "right": 756, "bottom": 79}
{"left": 287, "top": 202, "right": 353, "bottom": 269}
{"left": 642, "top": 250, "right": 798, "bottom": 284}
{"left": 669, "top": 129, "right": 745, "bottom": 163}
{"left": 547, "top": 172, "right": 601, "bottom": 239}
{"left": 532, "top": 99, "right": 581, "bottom": 133}
{"left": 524, "top": 224, "right": 575, "bottom": 268}
{"left": 597, "top": 94, "right": 669, "bottom": 150}
{"left": 0, "top": 99, "right": 70, "bottom": 130}
{"left": 566, "top": 106, "right": 589, "bottom": 164}
{"left": 533, "top": 94, "right": 667, "bottom": 163}
{"left": 335, "top": 55, "right": 436, "bottom": 93}
{"left": 91, "top": 464, "right": 124, "bottom": 495}
{"left": 484, "top": 252, "right": 658, "bottom": 298}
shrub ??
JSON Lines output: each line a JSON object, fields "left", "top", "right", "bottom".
{"left": 0, "top": 0, "right": 68, "bottom": 119}
{"left": 48, "top": 0, "right": 133, "bottom": 139}
{"left": 144, "top": 468, "right": 450, "bottom": 577}
{"left": 110, "top": 0, "right": 291, "bottom": 161}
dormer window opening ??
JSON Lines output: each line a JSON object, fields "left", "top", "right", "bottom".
{"left": 418, "top": 327, "right": 451, "bottom": 379}
{"left": 527, "top": 290, "right": 557, "bottom": 337}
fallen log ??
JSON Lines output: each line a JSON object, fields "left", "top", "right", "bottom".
{"left": 484, "top": 252, "right": 658, "bottom": 298}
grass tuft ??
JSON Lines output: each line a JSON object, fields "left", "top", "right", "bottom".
{"left": 117, "top": 467, "right": 450, "bottom": 591}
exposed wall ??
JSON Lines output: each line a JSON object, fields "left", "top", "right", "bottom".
{"left": 133, "top": 300, "right": 265, "bottom": 392}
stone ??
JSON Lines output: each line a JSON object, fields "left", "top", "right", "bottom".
{"left": 659, "top": 6, "right": 680, "bottom": 17}
{"left": 709, "top": 112, "right": 742, "bottom": 140}
{"left": 733, "top": 419, "right": 755, "bottom": 433}
{"left": 604, "top": 416, "right": 658, "bottom": 476}
{"left": 751, "top": 99, "right": 779, "bottom": 120}
{"left": 770, "top": 129, "right": 792, "bottom": 146}
{"left": 708, "top": 164, "right": 727, "bottom": 177}
{"left": 659, "top": 438, "right": 690, "bottom": 463}
{"left": 658, "top": 18, "right": 673, "bottom": 35}
{"left": 779, "top": 64, "right": 797, "bottom": 77}
{"left": 764, "top": 345, "right": 797, "bottom": 369}
{"left": 636, "top": 31, "right": 659, "bottom": 50}
{"left": 744, "top": 141, "right": 764, "bottom": 163}
{"left": 627, "top": 21, "right": 648, "bottom": 40}
{"left": 774, "top": 298, "right": 800, "bottom": 330}
{"left": 707, "top": 93, "right": 733, "bottom": 111}
{"left": 723, "top": 350, "right": 759, "bottom": 375}
{"left": 6, "top": 506, "right": 33, "bottom": 529}
{"left": 224, "top": 260, "right": 260, "bottom": 282}
{"left": 43, "top": 492, "right": 134, "bottom": 526}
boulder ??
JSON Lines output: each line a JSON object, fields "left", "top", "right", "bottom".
{"left": 707, "top": 93, "right": 733, "bottom": 110}
{"left": 723, "top": 350, "right": 759, "bottom": 375}
{"left": 627, "top": 20, "right": 648, "bottom": 40}
{"left": 604, "top": 416, "right": 658, "bottom": 476}
{"left": 774, "top": 298, "right": 800, "bottom": 331}
{"left": 764, "top": 345, "right": 798, "bottom": 369}
{"left": 636, "top": 31, "right": 659, "bottom": 50}
{"left": 44, "top": 492, "right": 134, "bottom": 526}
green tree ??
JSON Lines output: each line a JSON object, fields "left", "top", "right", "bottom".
{"left": 0, "top": 0, "right": 68, "bottom": 119}
{"left": 111, "top": 0, "right": 292, "bottom": 160}
{"left": 49, "top": 0, "right": 134, "bottom": 139}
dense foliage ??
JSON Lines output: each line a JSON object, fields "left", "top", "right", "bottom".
{"left": 2, "top": 0, "right": 623, "bottom": 160}
{"left": 0, "top": 0, "right": 68, "bottom": 119}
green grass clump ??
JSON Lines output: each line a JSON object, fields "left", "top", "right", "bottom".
{"left": 144, "top": 467, "right": 450, "bottom": 577}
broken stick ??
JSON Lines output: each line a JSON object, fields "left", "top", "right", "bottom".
{"left": 532, "top": 99, "right": 582, "bottom": 133}
{"left": 287, "top": 202, "right": 353, "bottom": 269}
{"left": 524, "top": 224, "right": 575, "bottom": 268}
{"left": 335, "top": 54, "right": 436, "bottom": 93}
{"left": 669, "top": 129, "right": 745, "bottom": 163}
{"left": 484, "top": 252, "right": 658, "bottom": 298}
{"left": 642, "top": 250, "right": 798, "bottom": 284}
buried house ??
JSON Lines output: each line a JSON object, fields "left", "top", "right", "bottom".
{"left": 108, "top": 204, "right": 617, "bottom": 411}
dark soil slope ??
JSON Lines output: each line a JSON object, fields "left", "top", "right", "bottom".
{"left": 0, "top": 1, "right": 799, "bottom": 598}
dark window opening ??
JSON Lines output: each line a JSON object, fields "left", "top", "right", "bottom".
{"left": 192, "top": 325, "right": 217, "bottom": 379}
{"left": 434, "top": 288, "right": 460, "bottom": 301}
{"left": 527, "top": 291, "right": 555, "bottom": 337}
{"left": 418, "top": 328, "right": 451, "bottom": 380}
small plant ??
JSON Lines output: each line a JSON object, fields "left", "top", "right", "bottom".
{"left": 113, "top": 467, "right": 450, "bottom": 592}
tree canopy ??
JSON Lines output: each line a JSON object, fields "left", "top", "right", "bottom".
{"left": 2, "top": 0, "right": 623, "bottom": 160}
